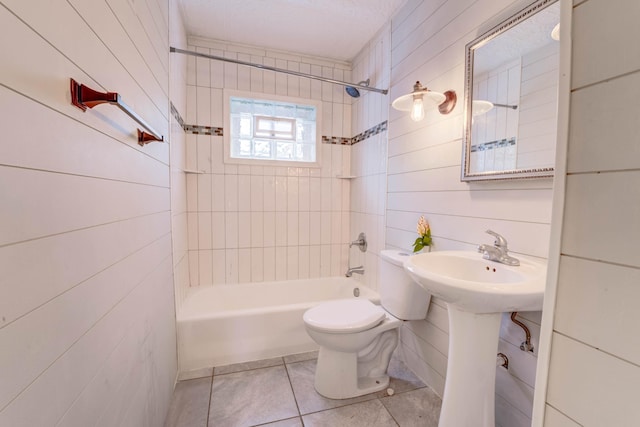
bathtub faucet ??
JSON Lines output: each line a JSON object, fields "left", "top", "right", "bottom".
{"left": 346, "top": 265, "right": 364, "bottom": 277}
{"left": 349, "top": 232, "right": 367, "bottom": 252}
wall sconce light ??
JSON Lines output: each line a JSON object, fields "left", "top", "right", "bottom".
{"left": 551, "top": 23, "right": 560, "bottom": 41}
{"left": 391, "top": 81, "right": 457, "bottom": 121}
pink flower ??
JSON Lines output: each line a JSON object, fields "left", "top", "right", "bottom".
{"left": 417, "top": 216, "right": 430, "bottom": 236}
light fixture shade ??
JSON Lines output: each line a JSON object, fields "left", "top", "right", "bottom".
{"left": 472, "top": 100, "right": 494, "bottom": 116}
{"left": 551, "top": 23, "right": 560, "bottom": 41}
{"left": 392, "top": 91, "right": 446, "bottom": 112}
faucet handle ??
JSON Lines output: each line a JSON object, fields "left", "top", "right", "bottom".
{"left": 485, "top": 230, "right": 508, "bottom": 248}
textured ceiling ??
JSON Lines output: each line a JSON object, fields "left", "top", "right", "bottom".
{"left": 179, "top": 0, "right": 407, "bottom": 61}
{"left": 473, "top": 2, "right": 561, "bottom": 74}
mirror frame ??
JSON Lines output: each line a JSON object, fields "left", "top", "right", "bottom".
{"left": 461, "top": 0, "right": 558, "bottom": 182}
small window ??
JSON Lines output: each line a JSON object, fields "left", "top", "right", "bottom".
{"left": 224, "top": 90, "right": 322, "bottom": 166}
{"left": 254, "top": 116, "right": 296, "bottom": 140}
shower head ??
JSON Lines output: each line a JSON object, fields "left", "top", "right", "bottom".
{"left": 345, "top": 79, "right": 370, "bottom": 98}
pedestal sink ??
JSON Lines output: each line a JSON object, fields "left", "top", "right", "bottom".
{"left": 404, "top": 251, "right": 546, "bottom": 427}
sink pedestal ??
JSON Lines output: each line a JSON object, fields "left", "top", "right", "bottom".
{"left": 439, "top": 305, "right": 502, "bottom": 427}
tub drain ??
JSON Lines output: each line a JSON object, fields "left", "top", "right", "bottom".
{"left": 353, "top": 287, "right": 360, "bottom": 297}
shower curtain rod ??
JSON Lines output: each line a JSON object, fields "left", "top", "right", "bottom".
{"left": 170, "top": 47, "right": 389, "bottom": 95}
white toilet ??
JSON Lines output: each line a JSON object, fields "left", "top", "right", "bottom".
{"left": 303, "top": 250, "right": 431, "bottom": 399}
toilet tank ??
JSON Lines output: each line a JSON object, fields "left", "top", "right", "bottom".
{"left": 378, "top": 250, "right": 431, "bottom": 320}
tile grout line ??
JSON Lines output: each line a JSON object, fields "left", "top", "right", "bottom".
{"left": 283, "top": 358, "right": 304, "bottom": 423}
{"left": 205, "top": 373, "right": 214, "bottom": 427}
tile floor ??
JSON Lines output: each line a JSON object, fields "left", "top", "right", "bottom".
{"left": 164, "top": 351, "right": 442, "bottom": 427}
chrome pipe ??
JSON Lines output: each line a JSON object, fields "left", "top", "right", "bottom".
{"left": 170, "top": 47, "right": 389, "bottom": 95}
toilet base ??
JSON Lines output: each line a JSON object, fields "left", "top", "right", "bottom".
{"left": 313, "top": 329, "right": 398, "bottom": 399}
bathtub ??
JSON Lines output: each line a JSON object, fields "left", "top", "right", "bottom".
{"left": 177, "top": 277, "right": 380, "bottom": 375}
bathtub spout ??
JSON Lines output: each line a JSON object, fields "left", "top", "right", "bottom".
{"left": 346, "top": 266, "right": 364, "bottom": 277}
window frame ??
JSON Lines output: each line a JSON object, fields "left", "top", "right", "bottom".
{"left": 223, "top": 89, "right": 323, "bottom": 167}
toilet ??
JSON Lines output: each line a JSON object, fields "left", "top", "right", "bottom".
{"left": 303, "top": 250, "right": 431, "bottom": 399}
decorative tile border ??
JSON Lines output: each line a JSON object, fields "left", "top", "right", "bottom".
{"left": 176, "top": 117, "right": 387, "bottom": 146}
{"left": 350, "top": 121, "right": 387, "bottom": 145}
{"left": 322, "top": 136, "right": 352, "bottom": 145}
{"left": 470, "top": 137, "right": 516, "bottom": 152}
{"left": 170, "top": 102, "right": 185, "bottom": 128}
{"left": 323, "top": 120, "right": 388, "bottom": 145}
{"left": 183, "top": 124, "right": 224, "bottom": 136}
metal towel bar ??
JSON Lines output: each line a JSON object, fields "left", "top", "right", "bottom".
{"left": 70, "top": 78, "right": 164, "bottom": 146}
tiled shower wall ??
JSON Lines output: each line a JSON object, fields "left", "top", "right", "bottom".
{"left": 385, "top": 1, "right": 554, "bottom": 426}
{"left": 169, "top": 0, "right": 191, "bottom": 313}
{"left": 348, "top": 24, "right": 392, "bottom": 292}
{"left": 184, "top": 38, "right": 355, "bottom": 285}
{"left": 0, "top": 0, "right": 176, "bottom": 425}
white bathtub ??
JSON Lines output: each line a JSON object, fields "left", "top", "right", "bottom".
{"left": 177, "top": 277, "right": 380, "bottom": 374}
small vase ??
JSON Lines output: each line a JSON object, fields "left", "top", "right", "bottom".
{"left": 421, "top": 246, "right": 431, "bottom": 253}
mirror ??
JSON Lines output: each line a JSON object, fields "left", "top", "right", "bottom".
{"left": 462, "top": 0, "right": 560, "bottom": 181}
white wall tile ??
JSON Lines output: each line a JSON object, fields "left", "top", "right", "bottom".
{"left": 211, "top": 174, "right": 225, "bottom": 211}
{"left": 263, "top": 176, "right": 276, "bottom": 211}
{"left": 309, "top": 245, "right": 321, "bottom": 278}
{"left": 198, "top": 250, "right": 213, "bottom": 285}
{"left": 238, "top": 175, "right": 251, "bottom": 212}
{"left": 211, "top": 212, "right": 226, "bottom": 249}
{"left": 238, "top": 248, "right": 251, "bottom": 283}
{"left": 262, "top": 247, "right": 275, "bottom": 281}
{"left": 197, "top": 212, "right": 212, "bottom": 249}
{"left": 287, "top": 212, "right": 300, "bottom": 246}
{"left": 195, "top": 173, "right": 211, "bottom": 213}
{"left": 250, "top": 176, "right": 264, "bottom": 211}
{"left": 195, "top": 47, "right": 210, "bottom": 87}
{"left": 238, "top": 212, "right": 251, "bottom": 248}
{"left": 196, "top": 135, "right": 211, "bottom": 173}
{"left": 275, "top": 246, "right": 287, "bottom": 280}
{"left": 263, "top": 211, "right": 276, "bottom": 247}
{"left": 250, "top": 248, "right": 264, "bottom": 282}
{"left": 211, "top": 137, "right": 225, "bottom": 173}
{"left": 196, "top": 85, "right": 211, "bottom": 127}
{"left": 286, "top": 246, "right": 299, "bottom": 279}
{"left": 224, "top": 174, "right": 238, "bottom": 211}
{"left": 309, "top": 178, "right": 322, "bottom": 211}
{"left": 275, "top": 212, "right": 288, "bottom": 247}
{"left": 298, "top": 177, "right": 310, "bottom": 211}
{"left": 320, "top": 245, "right": 331, "bottom": 277}
{"left": 309, "top": 212, "right": 321, "bottom": 245}
{"left": 320, "top": 212, "right": 332, "bottom": 245}
{"left": 275, "top": 176, "right": 288, "bottom": 211}
{"left": 224, "top": 212, "right": 238, "bottom": 248}
{"left": 225, "top": 249, "right": 239, "bottom": 284}
{"left": 298, "top": 212, "right": 310, "bottom": 246}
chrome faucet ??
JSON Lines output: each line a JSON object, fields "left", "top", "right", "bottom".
{"left": 349, "top": 232, "right": 368, "bottom": 252}
{"left": 477, "top": 230, "right": 520, "bottom": 266}
{"left": 346, "top": 232, "right": 367, "bottom": 277}
{"left": 345, "top": 266, "right": 365, "bottom": 277}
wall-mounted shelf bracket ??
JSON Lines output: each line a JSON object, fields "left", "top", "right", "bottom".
{"left": 70, "top": 78, "right": 164, "bottom": 146}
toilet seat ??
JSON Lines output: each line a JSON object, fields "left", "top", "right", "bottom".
{"left": 303, "top": 299, "right": 386, "bottom": 333}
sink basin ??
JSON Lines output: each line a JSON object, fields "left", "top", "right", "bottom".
{"left": 403, "top": 250, "right": 547, "bottom": 426}
{"left": 404, "top": 250, "right": 546, "bottom": 313}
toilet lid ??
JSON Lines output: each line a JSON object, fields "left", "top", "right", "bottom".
{"left": 303, "top": 299, "right": 386, "bottom": 333}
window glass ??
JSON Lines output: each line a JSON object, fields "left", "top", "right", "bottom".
{"left": 225, "top": 92, "right": 321, "bottom": 166}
